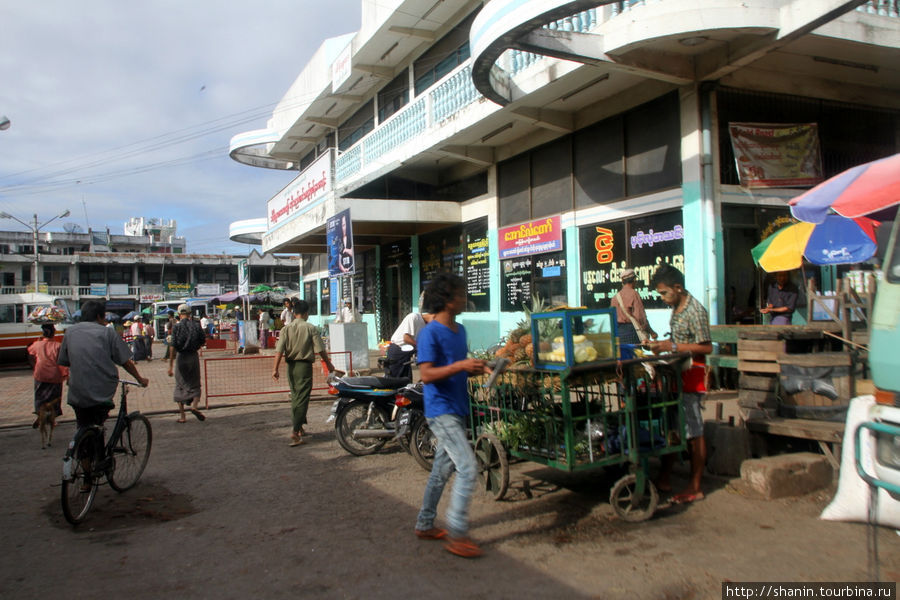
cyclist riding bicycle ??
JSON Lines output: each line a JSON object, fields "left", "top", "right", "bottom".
{"left": 58, "top": 300, "right": 149, "bottom": 433}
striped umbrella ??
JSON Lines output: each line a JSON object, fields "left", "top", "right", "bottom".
{"left": 751, "top": 215, "right": 879, "bottom": 272}
{"left": 790, "top": 153, "right": 900, "bottom": 223}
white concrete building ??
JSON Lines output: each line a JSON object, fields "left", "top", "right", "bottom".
{"left": 229, "top": 0, "right": 900, "bottom": 350}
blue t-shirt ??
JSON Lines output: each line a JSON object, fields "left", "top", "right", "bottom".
{"left": 416, "top": 320, "right": 469, "bottom": 418}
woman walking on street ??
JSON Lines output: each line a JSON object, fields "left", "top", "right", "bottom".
{"left": 168, "top": 304, "right": 207, "bottom": 423}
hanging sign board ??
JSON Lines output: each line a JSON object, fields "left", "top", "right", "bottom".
{"left": 497, "top": 215, "right": 562, "bottom": 259}
{"left": 326, "top": 208, "right": 355, "bottom": 276}
{"left": 728, "top": 122, "right": 823, "bottom": 188}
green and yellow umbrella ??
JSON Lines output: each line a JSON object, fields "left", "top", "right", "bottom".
{"left": 751, "top": 215, "right": 878, "bottom": 272}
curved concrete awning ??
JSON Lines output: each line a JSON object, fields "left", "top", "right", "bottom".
{"left": 229, "top": 218, "right": 267, "bottom": 245}
{"left": 229, "top": 129, "right": 296, "bottom": 170}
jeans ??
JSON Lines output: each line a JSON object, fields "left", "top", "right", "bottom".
{"left": 416, "top": 413, "right": 476, "bottom": 538}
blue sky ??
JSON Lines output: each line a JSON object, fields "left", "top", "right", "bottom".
{"left": 0, "top": 1, "right": 360, "bottom": 254}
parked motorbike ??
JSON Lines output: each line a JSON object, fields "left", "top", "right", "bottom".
{"left": 394, "top": 358, "right": 511, "bottom": 472}
{"left": 394, "top": 382, "right": 436, "bottom": 471}
{"left": 328, "top": 373, "right": 412, "bottom": 456}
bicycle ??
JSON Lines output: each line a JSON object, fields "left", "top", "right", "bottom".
{"left": 60, "top": 380, "right": 153, "bottom": 525}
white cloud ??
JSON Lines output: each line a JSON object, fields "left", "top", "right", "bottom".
{"left": 0, "top": 0, "right": 360, "bottom": 254}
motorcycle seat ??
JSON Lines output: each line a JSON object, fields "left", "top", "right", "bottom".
{"left": 340, "top": 375, "right": 411, "bottom": 389}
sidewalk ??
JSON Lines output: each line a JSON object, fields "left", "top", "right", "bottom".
{"left": 0, "top": 342, "right": 306, "bottom": 429}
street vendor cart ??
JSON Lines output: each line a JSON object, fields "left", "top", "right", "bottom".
{"left": 469, "top": 308, "right": 689, "bottom": 522}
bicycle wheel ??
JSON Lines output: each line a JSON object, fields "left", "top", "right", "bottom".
{"left": 409, "top": 416, "right": 437, "bottom": 472}
{"left": 61, "top": 428, "right": 101, "bottom": 525}
{"left": 335, "top": 401, "right": 390, "bottom": 456}
{"left": 108, "top": 413, "right": 152, "bottom": 492}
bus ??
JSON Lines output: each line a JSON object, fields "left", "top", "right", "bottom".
{"left": 151, "top": 298, "right": 216, "bottom": 339}
{"left": 0, "top": 293, "right": 74, "bottom": 363}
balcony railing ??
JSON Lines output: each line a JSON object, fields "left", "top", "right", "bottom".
{"left": 336, "top": 62, "right": 485, "bottom": 183}
{"left": 858, "top": 0, "right": 899, "bottom": 16}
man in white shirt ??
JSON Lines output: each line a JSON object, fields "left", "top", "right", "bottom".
{"left": 385, "top": 311, "right": 432, "bottom": 379}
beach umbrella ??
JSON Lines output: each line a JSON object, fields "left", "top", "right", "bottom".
{"left": 790, "top": 153, "right": 900, "bottom": 224}
{"left": 751, "top": 215, "right": 879, "bottom": 272}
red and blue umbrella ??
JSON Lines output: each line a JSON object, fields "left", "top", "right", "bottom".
{"left": 790, "top": 153, "right": 900, "bottom": 224}
{"left": 751, "top": 215, "right": 879, "bottom": 272}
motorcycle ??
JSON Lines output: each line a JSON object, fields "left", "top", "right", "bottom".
{"left": 327, "top": 373, "right": 412, "bottom": 456}
{"left": 394, "top": 382, "right": 436, "bottom": 471}
{"left": 393, "top": 358, "right": 511, "bottom": 472}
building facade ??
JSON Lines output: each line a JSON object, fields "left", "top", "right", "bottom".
{"left": 0, "top": 224, "right": 299, "bottom": 312}
{"left": 229, "top": 0, "right": 900, "bottom": 351}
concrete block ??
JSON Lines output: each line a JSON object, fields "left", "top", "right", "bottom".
{"left": 739, "top": 452, "right": 833, "bottom": 499}
{"left": 705, "top": 423, "right": 751, "bottom": 477}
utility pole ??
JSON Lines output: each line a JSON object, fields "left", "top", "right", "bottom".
{"left": 0, "top": 209, "right": 70, "bottom": 291}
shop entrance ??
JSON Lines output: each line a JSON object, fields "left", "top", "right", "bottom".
{"left": 379, "top": 240, "right": 412, "bottom": 342}
{"left": 721, "top": 204, "right": 792, "bottom": 325}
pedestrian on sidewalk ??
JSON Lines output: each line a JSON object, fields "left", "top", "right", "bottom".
{"left": 414, "top": 272, "right": 487, "bottom": 558}
{"left": 168, "top": 304, "right": 207, "bottom": 423}
{"left": 259, "top": 308, "right": 272, "bottom": 349}
{"left": 271, "top": 299, "right": 335, "bottom": 446}
{"left": 279, "top": 298, "right": 293, "bottom": 327}
{"left": 143, "top": 318, "right": 154, "bottom": 361}
{"left": 130, "top": 315, "right": 148, "bottom": 361}
{"left": 648, "top": 263, "right": 712, "bottom": 505}
{"left": 612, "top": 267, "right": 656, "bottom": 344}
{"left": 27, "top": 323, "right": 68, "bottom": 426}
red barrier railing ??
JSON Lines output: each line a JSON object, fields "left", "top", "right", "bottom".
{"left": 201, "top": 351, "right": 352, "bottom": 408}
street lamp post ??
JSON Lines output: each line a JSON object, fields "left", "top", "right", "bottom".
{"left": 0, "top": 209, "right": 70, "bottom": 292}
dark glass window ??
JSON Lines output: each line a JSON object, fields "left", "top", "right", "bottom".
{"left": 304, "top": 280, "right": 318, "bottom": 316}
{"left": 378, "top": 69, "right": 409, "bottom": 123}
{"left": 501, "top": 242, "right": 566, "bottom": 312}
{"left": 338, "top": 100, "right": 375, "bottom": 152}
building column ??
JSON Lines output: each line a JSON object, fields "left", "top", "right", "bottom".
{"left": 679, "top": 85, "right": 721, "bottom": 324}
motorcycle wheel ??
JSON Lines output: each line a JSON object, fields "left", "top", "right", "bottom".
{"left": 335, "top": 401, "right": 391, "bottom": 456}
{"left": 409, "top": 416, "right": 437, "bottom": 472}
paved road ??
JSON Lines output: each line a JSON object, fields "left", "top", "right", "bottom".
{"left": 2, "top": 397, "right": 899, "bottom": 599}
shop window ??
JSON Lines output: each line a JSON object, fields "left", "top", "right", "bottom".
{"left": 579, "top": 210, "right": 684, "bottom": 310}
{"left": 378, "top": 69, "right": 409, "bottom": 123}
{"left": 499, "top": 93, "right": 681, "bottom": 226}
{"left": 304, "top": 280, "right": 318, "bottom": 316}
{"left": 501, "top": 243, "right": 566, "bottom": 312}
{"left": 531, "top": 137, "right": 571, "bottom": 220}
{"left": 338, "top": 100, "right": 374, "bottom": 152}
{"left": 418, "top": 220, "right": 490, "bottom": 312}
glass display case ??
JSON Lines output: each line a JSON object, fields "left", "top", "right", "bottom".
{"left": 531, "top": 308, "right": 618, "bottom": 370}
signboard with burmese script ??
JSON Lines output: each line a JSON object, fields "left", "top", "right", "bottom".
{"left": 728, "top": 122, "right": 823, "bottom": 188}
{"left": 266, "top": 150, "right": 333, "bottom": 230}
{"left": 497, "top": 215, "right": 562, "bottom": 260}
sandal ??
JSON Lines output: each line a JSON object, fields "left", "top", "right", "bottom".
{"left": 671, "top": 491, "right": 705, "bottom": 504}
{"left": 289, "top": 436, "right": 304, "bottom": 447}
{"left": 444, "top": 536, "right": 483, "bottom": 558}
{"left": 190, "top": 408, "right": 206, "bottom": 421}
{"left": 176, "top": 418, "right": 187, "bottom": 423}
{"left": 415, "top": 527, "right": 448, "bottom": 540}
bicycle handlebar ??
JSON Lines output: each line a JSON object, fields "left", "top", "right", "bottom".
{"left": 118, "top": 380, "right": 143, "bottom": 386}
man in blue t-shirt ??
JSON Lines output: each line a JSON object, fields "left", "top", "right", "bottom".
{"left": 414, "top": 272, "right": 487, "bottom": 558}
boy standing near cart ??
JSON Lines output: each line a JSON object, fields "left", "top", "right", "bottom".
{"left": 648, "top": 263, "right": 712, "bottom": 504}
{"left": 414, "top": 272, "right": 487, "bottom": 558}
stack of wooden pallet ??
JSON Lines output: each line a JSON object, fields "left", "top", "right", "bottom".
{"left": 737, "top": 334, "right": 784, "bottom": 420}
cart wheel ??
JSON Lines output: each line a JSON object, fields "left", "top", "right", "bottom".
{"left": 474, "top": 433, "right": 508, "bottom": 501}
{"left": 610, "top": 474, "right": 658, "bottom": 522}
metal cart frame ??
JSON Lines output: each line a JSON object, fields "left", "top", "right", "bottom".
{"left": 469, "top": 355, "right": 689, "bottom": 521}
